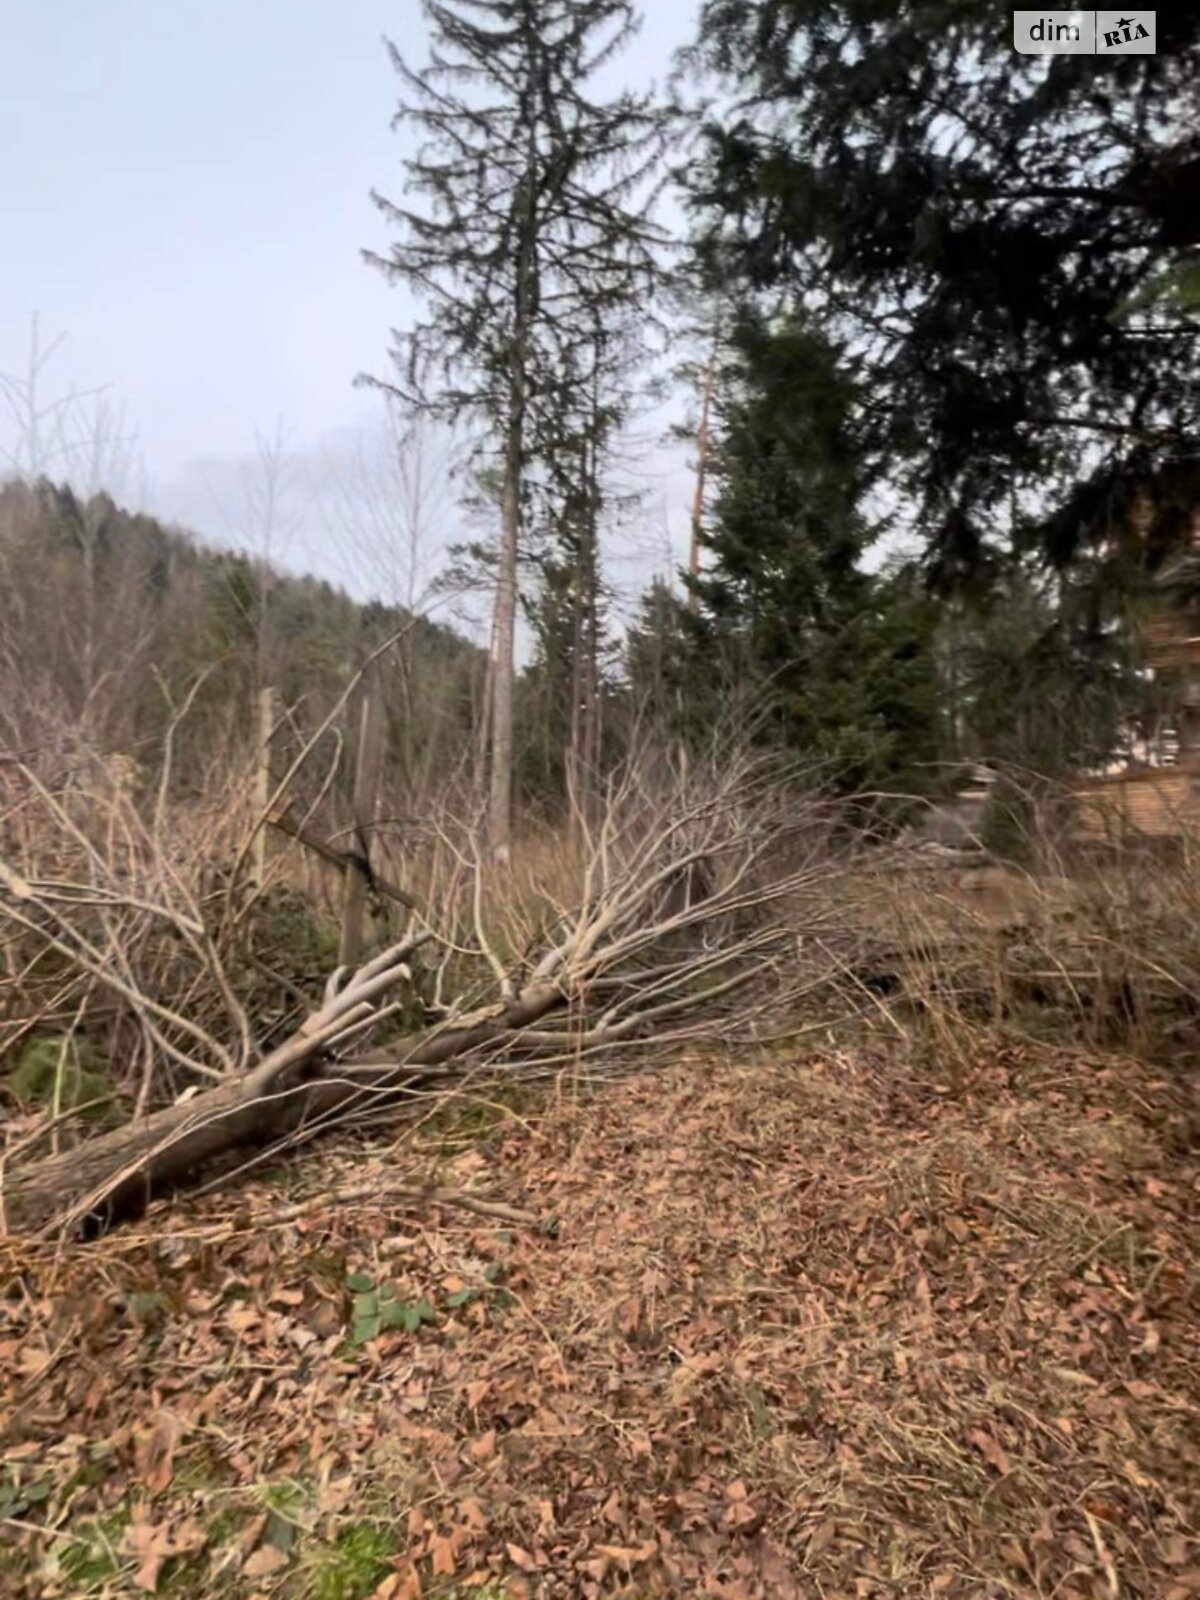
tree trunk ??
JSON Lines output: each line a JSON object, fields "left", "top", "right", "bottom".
{"left": 567, "top": 587, "right": 596, "bottom": 840}
{"left": 488, "top": 66, "right": 540, "bottom": 866}
{"left": 340, "top": 660, "right": 388, "bottom": 966}
{"left": 582, "top": 413, "right": 601, "bottom": 824}
{"left": 5, "top": 983, "right": 566, "bottom": 1235}
{"left": 687, "top": 357, "right": 716, "bottom": 612}
{"left": 568, "top": 357, "right": 603, "bottom": 840}
{"left": 474, "top": 611, "right": 495, "bottom": 801}
{"left": 252, "top": 685, "right": 278, "bottom": 887}
{"left": 490, "top": 413, "right": 521, "bottom": 864}
{"left": 568, "top": 438, "right": 589, "bottom": 841}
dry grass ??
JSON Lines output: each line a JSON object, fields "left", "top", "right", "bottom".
{"left": 847, "top": 846, "right": 1200, "bottom": 1075}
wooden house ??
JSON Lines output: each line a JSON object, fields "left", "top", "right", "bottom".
{"left": 1074, "top": 546, "right": 1200, "bottom": 844}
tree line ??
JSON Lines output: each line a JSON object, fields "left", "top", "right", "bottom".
{"left": 361, "top": 0, "right": 1197, "bottom": 842}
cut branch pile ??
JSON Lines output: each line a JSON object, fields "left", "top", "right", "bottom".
{"left": 1, "top": 753, "right": 857, "bottom": 1236}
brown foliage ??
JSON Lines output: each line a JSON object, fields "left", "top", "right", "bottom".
{"left": 0, "top": 1040, "right": 1195, "bottom": 1597}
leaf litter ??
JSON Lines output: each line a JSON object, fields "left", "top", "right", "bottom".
{"left": 1, "top": 1041, "right": 1197, "bottom": 1598}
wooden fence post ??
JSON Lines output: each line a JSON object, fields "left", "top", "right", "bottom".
{"left": 252, "top": 685, "right": 278, "bottom": 887}
{"left": 339, "top": 660, "right": 387, "bottom": 967}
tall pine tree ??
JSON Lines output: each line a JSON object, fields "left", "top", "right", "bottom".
{"left": 365, "top": 0, "right": 667, "bottom": 859}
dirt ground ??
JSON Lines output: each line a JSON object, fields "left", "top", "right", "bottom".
{"left": 2, "top": 1040, "right": 1197, "bottom": 1599}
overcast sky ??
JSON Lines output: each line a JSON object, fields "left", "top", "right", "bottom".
{"left": 0, "top": 0, "right": 699, "bottom": 625}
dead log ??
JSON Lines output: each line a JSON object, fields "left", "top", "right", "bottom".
{"left": 3, "top": 982, "right": 565, "bottom": 1235}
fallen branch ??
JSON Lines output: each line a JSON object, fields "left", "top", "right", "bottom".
{"left": 267, "top": 803, "right": 420, "bottom": 912}
{"left": 3, "top": 753, "right": 852, "bottom": 1237}
{"left": 3, "top": 972, "right": 564, "bottom": 1235}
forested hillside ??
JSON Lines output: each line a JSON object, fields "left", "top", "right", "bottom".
{"left": 0, "top": 477, "right": 485, "bottom": 813}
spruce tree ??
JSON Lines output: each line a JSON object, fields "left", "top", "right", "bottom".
{"left": 529, "top": 319, "right": 648, "bottom": 826}
{"left": 689, "top": 2, "right": 1200, "bottom": 581}
{"left": 685, "top": 303, "right": 945, "bottom": 792}
{"left": 365, "top": 0, "right": 667, "bottom": 858}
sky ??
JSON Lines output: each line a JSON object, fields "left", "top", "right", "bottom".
{"left": 0, "top": 0, "right": 699, "bottom": 630}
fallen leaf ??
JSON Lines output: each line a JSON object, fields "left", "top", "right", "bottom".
{"left": 374, "top": 1566, "right": 423, "bottom": 1600}
{"left": 1084, "top": 1498, "right": 1125, "bottom": 1526}
{"left": 135, "top": 1412, "right": 180, "bottom": 1494}
{"left": 469, "top": 1429, "right": 497, "bottom": 1462}
{"left": 367, "top": 1577, "right": 405, "bottom": 1600}
{"left": 459, "top": 1497, "right": 489, "bottom": 1531}
{"left": 123, "top": 1513, "right": 206, "bottom": 1592}
{"left": 430, "top": 1531, "right": 458, "bottom": 1577}
{"left": 126, "top": 1521, "right": 171, "bottom": 1593}
{"left": 596, "top": 1541, "right": 656, "bottom": 1565}
{"left": 16, "top": 1346, "right": 52, "bottom": 1377}
{"left": 969, "top": 1428, "right": 1012, "bottom": 1476}
{"left": 808, "top": 1520, "right": 837, "bottom": 1558}
{"left": 244, "top": 1545, "right": 289, "bottom": 1579}
{"left": 723, "top": 1500, "right": 762, "bottom": 1533}
{"left": 225, "top": 1304, "right": 259, "bottom": 1335}
{"left": 1000, "top": 1538, "right": 1030, "bottom": 1572}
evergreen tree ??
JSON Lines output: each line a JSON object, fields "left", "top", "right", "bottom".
{"left": 687, "top": 305, "right": 941, "bottom": 793}
{"left": 945, "top": 563, "right": 1143, "bottom": 775}
{"left": 699, "top": 309, "right": 867, "bottom": 635}
{"left": 624, "top": 575, "right": 744, "bottom": 758}
{"left": 689, "top": 2, "right": 1200, "bottom": 582}
{"left": 365, "top": 0, "right": 667, "bottom": 859}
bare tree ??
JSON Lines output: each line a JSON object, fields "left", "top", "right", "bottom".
{"left": 0, "top": 315, "right": 146, "bottom": 736}
{"left": 198, "top": 416, "right": 301, "bottom": 690}
{"left": 320, "top": 408, "right": 457, "bottom": 620}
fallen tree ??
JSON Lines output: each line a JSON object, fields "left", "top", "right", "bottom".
{"left": 1, "top": 752, "right": 855, "bottom": 1236}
